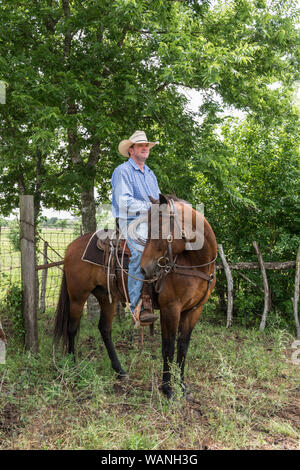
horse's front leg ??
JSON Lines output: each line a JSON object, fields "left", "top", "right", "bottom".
{"left": 177, "top": 307, "right": 203, "bottom": 396}
{"left": 160, "top": 305, "right": 180, "bottom": 399}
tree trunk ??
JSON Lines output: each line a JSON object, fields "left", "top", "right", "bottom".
{"left": 293, "top": 245, "right": 300, "bottom": 338}
{"left": 218, "top": 244, "right": 233, "bottom": 328}
{"left": 81, "top": 169, "right": 98, "bottom": 318}
{"left": 81, "top": 183, "right": 97, "bottom": 234}
{"left": 40, "top": 241, "right": 48, "bottom": 313}
{"left": 253, "top": 241, "right": 270, "bottom": 332}
{"left": 215, "top": 273, "right": 227, "bottom": 315}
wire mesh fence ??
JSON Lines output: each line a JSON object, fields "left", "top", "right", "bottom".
{"left": 0, "top": 226, "right": 22, "bottom": 304}
{"left": 0, "top": 226, "right": 75, "bottom": 311}
{"left": 36, "top": 227, "right": 74, "bottom": 310}
{"left": 1, "top": 220, "right": 299, "bottom": 332}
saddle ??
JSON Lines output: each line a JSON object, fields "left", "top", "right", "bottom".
{"left": 82, "top": 229, "right": 158, "bottom": 310}
{"left": 96, "top": 229, "right": 131, "bottom": 269}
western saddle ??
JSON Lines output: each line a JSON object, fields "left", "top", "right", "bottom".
{"left": 94, "top": 228, "right": 156, "bottom": 324}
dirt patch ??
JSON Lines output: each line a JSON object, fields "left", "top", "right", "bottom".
{"left": 277, "top": 401, "right": 300, "bottom": 428}
{"left": 0, "top": 402, "right": 22, "bottom": 439}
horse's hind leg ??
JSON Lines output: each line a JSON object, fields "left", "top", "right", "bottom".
{"left": 68, "top": 298, "right": 87, "bottom": 358}
{"left": 97, "top": 296, "right": 127, "bottom": 379}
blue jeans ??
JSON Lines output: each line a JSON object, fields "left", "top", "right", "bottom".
{"left": 118, "top": 218, "right": 148, "bottom": 312}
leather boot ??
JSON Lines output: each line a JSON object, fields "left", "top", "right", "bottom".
{"left": 139, "top": 294, "right": 158, "bottom": 325}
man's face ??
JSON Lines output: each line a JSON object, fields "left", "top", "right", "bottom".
{"left": 129, "top": 143, "right": 150, "bottom": 162}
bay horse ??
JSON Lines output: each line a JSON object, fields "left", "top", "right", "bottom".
{"left": 54, "top": 194, "right": 217, "bottom": 399}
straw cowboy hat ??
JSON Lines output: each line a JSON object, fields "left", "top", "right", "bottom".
{"left": 118, "top": 130, "right": 159, "bottom": 157}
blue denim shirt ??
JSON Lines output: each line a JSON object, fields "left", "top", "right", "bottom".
{"left": 111, "top": 157, "right": 160, "bottom": 224}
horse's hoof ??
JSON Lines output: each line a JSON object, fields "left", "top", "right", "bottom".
{"left": 161, "top": 384, "right": 173, "bottom": 399}
{"left": 182, "top": 383, "right": 193, "bottom": 400}
{"left": 185, "top": 390, "right": 194, "bottom": 402}
{"left": 117, "top": 371, "right": 129, "bottom": 381}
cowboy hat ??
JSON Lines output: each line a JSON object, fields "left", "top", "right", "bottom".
{"left": 118, "top": 130, "right": 159, "bottom": 157}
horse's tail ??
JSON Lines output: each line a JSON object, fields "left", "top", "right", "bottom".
{"left": 54, "top": 270, "right": 70, "bottom": 352}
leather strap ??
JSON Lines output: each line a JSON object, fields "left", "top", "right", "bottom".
{"left": 181, "top": 274, "right": 215, "bottom": 314}
{"left": 141, "top": 294, "right": 153, "bottom": 311}
{"left": 173, "top": 266, "right": 213, "bottom": 281}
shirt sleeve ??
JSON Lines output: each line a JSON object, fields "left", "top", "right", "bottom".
{"left": 112, "top": 167, "right": 151, "bottom": 219}
{"left": 152, "top": 172, "right": 161, "bottom": 195}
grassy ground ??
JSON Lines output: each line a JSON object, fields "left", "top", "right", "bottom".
{"left": 0, "top": 306, "right": 299, "bottom": 450}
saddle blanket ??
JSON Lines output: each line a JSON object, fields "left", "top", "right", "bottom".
{"left": 81, "top": 231, "right": 159, "bottom": 310}
{"left": 81, "top": 231, "right": 130, "bottom": 270}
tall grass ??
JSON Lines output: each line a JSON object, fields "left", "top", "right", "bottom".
{"left": 0, "top": 305, "right": 299, "bottom": 450}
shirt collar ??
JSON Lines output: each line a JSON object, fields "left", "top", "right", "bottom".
{"left": 128, "top": 157, "right": 151, "bottom": 173}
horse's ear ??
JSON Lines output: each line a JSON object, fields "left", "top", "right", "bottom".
{"left": 159, "top": 193, "right": 169, "bottom": 205}
{"left": 148, "top": 196, "right": 159, "bottom": 204}
{"left": 165, "top": 193, "right": 179, "bottom": 201}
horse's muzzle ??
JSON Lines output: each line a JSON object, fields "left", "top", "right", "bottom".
{"left": 140, "top": 262, "right": 156, "bottom": 279}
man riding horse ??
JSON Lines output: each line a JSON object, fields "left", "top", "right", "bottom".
{"left": 55, "top": 135, "right": 217, "bottom": 396}
{"left": 111, "top": 130, "right": 159, "bottom": 325}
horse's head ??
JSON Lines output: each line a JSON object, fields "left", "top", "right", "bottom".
{"left": 140, "top": 194, "right": 200, "bottom": 279}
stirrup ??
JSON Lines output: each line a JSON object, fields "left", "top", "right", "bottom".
{"left": 132, "top": 299, "right": 158, "bottom": 327}
{"left": 139, "top": 310, "right": 158, "bottom": 325}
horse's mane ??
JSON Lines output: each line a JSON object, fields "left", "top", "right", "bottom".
{"left": 162, "top": 193, "right": 191, "bottom": 206}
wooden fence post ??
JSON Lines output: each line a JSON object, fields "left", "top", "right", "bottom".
{"left": 0, "top": 319, "right": 6, "bottom": 364}
{"left": 218, "top": 244, "right": 233, "bottom": 328}
{"left": 293, "top": 245, "right": 300, "bottom": 338}
{"left": 20, "top": 195, "right": 38, "bottom": 352}
{"left": 40, "top": 241, "right": 48, "bottom": 313}
{"left": 253, "top": 241, "right": 270, "bottom": 332}
{"left": 87, "top": 294, "right": 99, "bottom": 318}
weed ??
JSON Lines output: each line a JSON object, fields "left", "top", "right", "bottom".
{"left": 3, "top": 282, "right": 24, "bottom": 342}
{"left": 0, "top": 310, "right": 299, "bottom": 450}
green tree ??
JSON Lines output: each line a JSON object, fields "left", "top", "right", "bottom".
{"left": 56, "top": 219, "right": 68, "bottom": 231}
{"left": 0, "top": 0, "right": 299, "bottom": 235}
{"left": 194, "top": 110, "right": 300, "bottom": 328}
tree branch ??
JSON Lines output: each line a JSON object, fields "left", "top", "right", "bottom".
{"left": 117, "top": 26, "right": 131, "bottom": 47}
{"left": 62, "top": 0, "right": 72, "bottom": 60}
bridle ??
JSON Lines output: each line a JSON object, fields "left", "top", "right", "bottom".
{"left": 115, "top": 198, "right": 217, "bottom": 315}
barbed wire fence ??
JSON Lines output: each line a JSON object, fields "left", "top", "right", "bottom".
{"left": 2, "top": 225, "right": 300, "bottom": 326}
